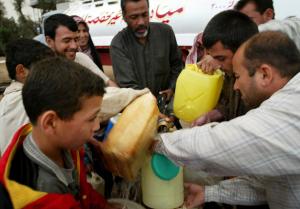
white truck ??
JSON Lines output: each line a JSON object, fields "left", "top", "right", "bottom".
{"left": 62, "top": 0, "right": 300, "bottom": 64}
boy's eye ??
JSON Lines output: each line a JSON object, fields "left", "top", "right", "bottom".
{"left": 89, "top": 117, "right": 97, "bottom": 122}
{"left": 89, "top": 114, "right": 101, "bottom": 122}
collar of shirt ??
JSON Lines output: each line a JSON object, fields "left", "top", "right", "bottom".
{"left": 23, "top": 133, "right": 75, "bottom": 186}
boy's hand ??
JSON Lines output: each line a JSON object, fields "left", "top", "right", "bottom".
{"left": 197, "top": 55, "right": 221, "bottom": 75}
{"left": 87, "top": 137, "right": 105, "bottom": 163}
{"left": 184, "top": 183, "right": 205, "bottom": 208}
{"left": 87, "top": 137, "right": 100, "bottom": 147}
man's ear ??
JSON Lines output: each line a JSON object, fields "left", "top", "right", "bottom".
{"left": 123, "top": 16, "right": 128, "bottom": 25}
{"left": 45, "top": 36, "right": 54, "bottom": 49}
{"left": 256, "top": 64, "right": 273, "bottom": 87}
{"left": 263, "top": 8, "right": 274, "bottom": 22}
{"left": 15, "top": 64, "right": 28, "bottom": 82}
{"left": 39, "top": 110, "right": 59, "bottom": 135}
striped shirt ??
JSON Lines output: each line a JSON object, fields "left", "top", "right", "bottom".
{"left": 155, "top": 72, "right": 300, "bottom": 208}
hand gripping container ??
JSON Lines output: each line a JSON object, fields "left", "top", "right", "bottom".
{"left": 173, "top": 64, "right": 224, "bottom": 122}
{"left": 100, "top": 92, "right": 159, "bottom": 181}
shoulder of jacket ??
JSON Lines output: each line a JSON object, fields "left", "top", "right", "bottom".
{"left": 111, "top": 28, "right": 130, "bottom": 44}
{"left": 75, "top": 52, "right": 89, "bottom": 59}
{"left": 75, "top": 52, "right": 94, "bottom": 64}
{"left": 151, "top": 22, "right": 173, "bottom": 31}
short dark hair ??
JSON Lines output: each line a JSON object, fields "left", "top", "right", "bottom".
{"left": 243, "top": 31, "right": 300, "bottom": 78}
{"left": 22, "top": 57, "right": 106, "bottom": 125}
{"left": 202, "top": 10, "right": 258, "bottom": 52}
{"left": 121, "top": 0, "right": 149, "bottom": 14}
{"left": 44, "top": 13, "right": 78, "bottom": 39}
{"left": 234, "top": 0, "right": 274, "bottom": 18}
{"left": 5, "top": 38, "right": 54, "bottom": 80}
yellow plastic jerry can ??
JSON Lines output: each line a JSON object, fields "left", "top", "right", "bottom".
{"left": 173, "top": 64, "right": 224, "bottom": 122}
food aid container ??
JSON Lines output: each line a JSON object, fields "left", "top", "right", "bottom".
{"left": 103, "top": 113, "right": 121, "bottom": 140}
{"left": 173, "top": 64, "right": 224, "bottom": 122}
{"left": 100, "top": 93, "right": 159, "bottom": 181}
{"left": 142, "top": 153, "right": 184, "bottom": 209}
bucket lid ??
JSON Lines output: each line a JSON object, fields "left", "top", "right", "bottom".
{"left": 151, "top": 153, "right": 179, "bottom": 180}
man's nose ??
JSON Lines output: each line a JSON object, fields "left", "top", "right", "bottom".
{"left": 137, "top": 16, "right": 146, "bottom": 25}
{"left": 233, "top": 80, "right": 239, "bottom": 91}
{"left": 70, "top": 39, "right": 78, "bottom": 49}
{"left": 93, "top": 118, "right": 101, "bottom": 132}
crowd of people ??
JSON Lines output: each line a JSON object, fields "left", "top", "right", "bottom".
{"left": 0, "top": 0, "right": 300, "bottom": 208}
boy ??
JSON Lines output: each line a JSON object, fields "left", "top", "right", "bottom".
{"left": 0, "top": 57, "right": 118, "bottom": 209}
{"left": 0, "top": 38, "right": 55, "bottom": 156}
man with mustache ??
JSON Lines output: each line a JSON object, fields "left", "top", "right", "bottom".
{"left": 154, "top": 31, "right": 300, "bottom": 208}
{"left": 44, "top": 13, "right": 117, "bottom": 87}
{"left": 110, "top": 0, "right": 183, "bottom": 100}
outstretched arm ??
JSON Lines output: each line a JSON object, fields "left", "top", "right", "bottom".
{"left": 205, "top": 176, "right": 267, "bottom": 206}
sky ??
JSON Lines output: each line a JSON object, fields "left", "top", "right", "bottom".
{"left": 1, "top": 0, "right": 300, "bottom": 24}
{"left": 1, "top": 0, "right": 42, "bottom": 22}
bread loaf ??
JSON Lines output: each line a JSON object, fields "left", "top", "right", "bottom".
{"left": 100, "top": 92, "right": 159, "bottom": 180}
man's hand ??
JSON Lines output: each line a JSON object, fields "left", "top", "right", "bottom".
{"left": 197, "top": 55, "right": 221, "bottom": 75}
{"left": 159, "top": 88, "right": 174, "bottom": 101}
{"left": 191, "top": 109, "right": 223, "bottom": 127}
{"left": 184, "top": 183, "right": 205, "bottom": 209}
{"left": 191, "top": 113, "right": 210, "bottom": 127}
{"left": 148, "top": 139, "right": 159, "bottom": 154}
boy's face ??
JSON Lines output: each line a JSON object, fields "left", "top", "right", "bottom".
{"left": 55, "top": 96, "right": 102, "bottom": 150}
{"left": 46, "top": 25, "right": 79, "bottom": 60}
